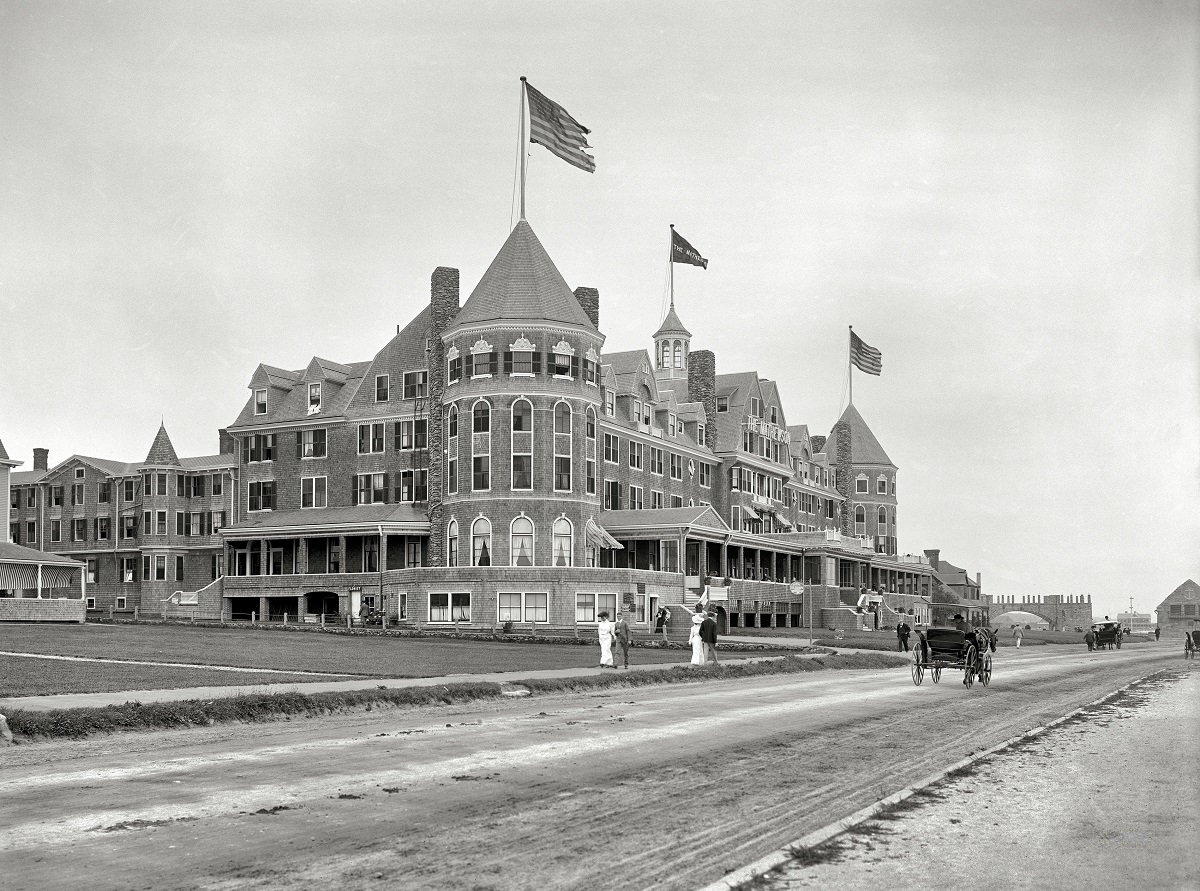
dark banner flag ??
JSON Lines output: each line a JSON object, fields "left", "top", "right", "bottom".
{"left": 850, "top": 331, "right": 883, "bottom": 375}
{"left": 523, "top": 79, "right": 596, "bottom": 173}
{"left": 670, "top": 227, "right": 708, "bottom": 269}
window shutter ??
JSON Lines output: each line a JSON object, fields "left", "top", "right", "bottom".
{"left": 503, "top": 351, "right": 512, "bottom": 374}
{"left": 92, "top": 518, "right": 98, "bottom": 539}
{"left": 464, "top": 354, "right": 473, "bottom": 377}
{"left": 296, "top": 432, "right": 302, "bottom": 459}
{"left": 381, "top": 473, "right": 390, "bottom": 503}
{"left": 571, "top": 355, "right": 580, "bottom": 379}
{"left": 489, "top": 351, "right": 498, "bottom": 372}
{"left": 394, "top": 422, "right": 402, "bottom": 450}
{"left": 351, "top": 476, "right": 359, "bottom": 506}
{"left": 242, "top": 438, "right": 249, "bottom": 464}
{"left": 532, "top": 351, "right": 542, "bottom": 374}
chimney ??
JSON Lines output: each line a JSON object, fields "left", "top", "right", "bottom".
{"left": 811, "top": 435, "right": 827, "bottom": 454}
{"left": 218, "top": 429, "right": 237, "bottom": 455}
{"left": 924, "top": 549, "right": 940, "bottom": 571}
{"left": 33, "top": 448, "right": 48, "bottom": 472}
{"left": 573, "top": 286, "right": 600, "bottom": 330}
{"left": 426, "top": 266, "right": 460, "bottom": 568}
{"left": 687, "top": 349, "right": 717, "bottom": 450}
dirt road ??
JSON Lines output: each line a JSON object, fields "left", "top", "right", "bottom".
{"left": 0, "top": 645, "right": 1179, "bottom": 891}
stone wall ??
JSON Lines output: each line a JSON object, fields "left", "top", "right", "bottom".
{"left": 427, "top": 266, "right": 460, "bottom": 568}
{"left": 0, "top": 597, "right": 85, "bottom": 623}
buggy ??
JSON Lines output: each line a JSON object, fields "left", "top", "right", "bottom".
{"left": 1092, "top": 621, "right": 1122, "bottom": 650}
{"left": 1185, "top": 630, "right": 1199, "bottom": 660}
{"left": 911, "top": 628, "right": 991, "bottom": 689}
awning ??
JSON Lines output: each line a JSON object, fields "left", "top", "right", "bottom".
{"left": 0, "top": 563, "right": 39, "bottom": 590}
{"left": 43, "top": 566, "right": 81, "bottom": 588}
{"left": 773, "top": 510, "right": 794, "bottom": 529}
{"left": 740, "top": 503, "right": 761, "bottom": 521}
{"left": 585, "top": 518, "right": 623, "bottom": 550}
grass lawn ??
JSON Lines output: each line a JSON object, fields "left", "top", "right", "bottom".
{"left": 0, "top": 622, "right": 750, "bottom": 683}
{"left": 0, "top": 655, "right": 349, "bottom": 697}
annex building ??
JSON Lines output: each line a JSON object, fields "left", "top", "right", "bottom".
{"left": 6, "top": 220, "right": 943, "bottom": 634}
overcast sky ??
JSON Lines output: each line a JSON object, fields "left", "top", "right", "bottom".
{"left": 2, "top": 0, "right": 1196, "bottom": 621}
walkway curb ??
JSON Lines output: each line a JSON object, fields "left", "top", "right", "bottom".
{"left": 698, "top": 669, "right": 1167, "bottom": 891}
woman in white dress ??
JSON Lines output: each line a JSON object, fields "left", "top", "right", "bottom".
{"left": 597, "top": 611, "right": 616, "bottom": 667}
{"left": 688, "top": 610, "right": 706, "bottom": 666}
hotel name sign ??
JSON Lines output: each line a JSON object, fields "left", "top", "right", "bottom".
{"left": 743, "top": 416, "right": 788, "bottom": 442}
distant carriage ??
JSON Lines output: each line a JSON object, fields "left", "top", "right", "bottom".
{"left": 1092, "top": 621, "right": 1123, "bottom": 651}
{"left": 1186, "top": 630, "right": 1199, "bottom": 660}
{"left": 910, "top": 628, "right": 992, "bottom": 689}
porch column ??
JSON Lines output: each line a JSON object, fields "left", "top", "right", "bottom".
{"left": 260, "top": 538, "right": 268, "bottom": 575}
{"left": 298, "top": 538, "right": 309, "bottom": 574}
{"left": 258, "top": 596, "right": 269, "bottom": 621}
{"left": 338, "top": 535, "right": 347, "bottom": 573}
{"left": 720, "top": 542, "right": 728, "bottom": 577}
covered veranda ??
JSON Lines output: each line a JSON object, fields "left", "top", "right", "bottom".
{"left": 0, "top": 541, "right": 87, "bottom": 622}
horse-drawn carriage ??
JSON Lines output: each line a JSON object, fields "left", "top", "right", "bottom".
{"left": 1092, "top": 621, "right": 1122, "bottom": 650}
{"left": 911, "top": 628, "right": 992, "bottom": 688}
{"left": 1185, "top": 629, "right": 1199, "bottom": 660}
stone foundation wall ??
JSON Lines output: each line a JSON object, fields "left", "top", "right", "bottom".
{"left": 0, "top": 598, "right": 86, "bottom": 623}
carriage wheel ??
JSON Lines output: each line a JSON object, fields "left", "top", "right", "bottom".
{"left": 911, "top": 648, "right": 924, "bottom": 686}
{"left": 979, "top": 653, "right": 992, "bottom": 687}
{"left": 962, "top": 644, "right": 977, "bottom": 688}
{"left": 931, "top": 664, "right": 942, "bottom": 684}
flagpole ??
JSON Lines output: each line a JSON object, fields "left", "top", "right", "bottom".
{"left": 518, "top": 77, "right": 528, "bottom": 222}
{"left": 668, "top": 224, "right": 675, "bottom": 310}
{"left": 848, "top": 325, "right": 854, "bottom": 406}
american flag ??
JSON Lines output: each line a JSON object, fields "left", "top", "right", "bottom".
{"left": 850, "top": 331, "right": 883, "bottom": 375}
{"left": 524, "top": 80, "right": 595, "bottom": 173}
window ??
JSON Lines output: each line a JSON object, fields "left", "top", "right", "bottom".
{"left": 97, "top": 482, "right": 110, "bottom": 504}
{"left": 375, "top": 374, "right": 390, "bottom": 402}
{"left": 448, "top": 354, "right": 462, "bottom": 383}
{"left": 248, "top": 481, "right": 276, "bottom": 511}
{"left": 176, "top": 511, "right": 185, "bottom": 536}
{"left": 96, "top": 517, "right": 110, "bottom": 541}
{"left": 697, "top": 423, "right": 706, "bottom": 444}
{"left": 856, "top": 475, "right": 868, "bottom": 494}
{"left": 604, "top": 389, "right": 615, "bottom": 416}
{"left": 395, "top": 419, "right": 428, "bottom": 451}
{"left": 855, "top": 505, "right": 866, "bottom": 535}
{"left": 668, "top": 414, "right": 677, "bottom": 437}
{"left": 670, "top": 494, "right": 683, "bottom": 508}
{"left": 447, "top": 406, "right": 459, "bottom": 495}
{"left": 586, "top": 409, "right": 597, "bottom": 495}
{"left": 473, "top": 456, "right": 490, "bottom": 491}
{"left": 629, "top": 485, "right": 644, "bottom": 511}
{"left": 254, "top": 389, "right": 267, "bottom": 414}
{"left": 877, "top": 506, "right": 887, "bottom": 530}
{"left": 9, "top": 490, "right": 19, "bottom": 510}
{"left": 26, "top": 521, "right": 36, "bottom": 543}
{"left": 632, "top": 399, "right": 642, "bottom": 424}
{"left": 142, "top": 556, "right": 151, "bottom": 581}
{"left": 698, "top": 463, "right": 712, "bottom": 488}
{"left": 472, "top": 401, "right": 491, "bottom": 433}
{"left": 661, "top": 539, "right": 679, "bottom": 573}
{"left": 629, "top": 441, "right": 643, "bottom": 470}
{"left": 403, "top": 371, "right": 428, "bottom": 399}
{"left": 891, "top": 477, "right": 896, "bottom": 495}
{"left": 155, "top": 555, "right": 166, "bottom": 581}
{"left": 603, "top": 433, "right": 619, "bottom": 464}
{"left": 430, "top": 592, "right": 471, "bottom": 623}
{"left": 554, "top": 402, "right": 572, "bottom": 491}
{"left": 175, "top": 555, "right": 185, "bottom": 581}
{"left": 358, "top": 423, "right": 384, "bottom": 454}
{"left": 51, "top": 486, "right": 63, "bottom": 507}
{"left": 575, "top": 592, "right": 618, "bottom": 623}
{"left": 156, "top": 510, "right": 167, "bottom": 535}
{"left": 716, "top": 396, "right": 729, "bottom": 412}
{"left": 122, "top": 516, "right": 136, "bottom": 539}
{"left": 649, "top": 447, "right": 663, "bottom": 475}
{"left": 396, "top": 470, "right": 428, "bottom": 502}
{"left": 603, "top": 479, "right": 621, "bottom": 510}
{"left": 246, "top": 433, "right": 275, "bottom": 463}
{"left": 510, "top": 516, "right": 534, "bottom": 566}
{"left": 584, "top": 358, "right": 598, "bottom": 385}
{"left": 473, "top": 401, "right": 491, "bottom": 491}
{"left": 499, "top": 592, "right": 549, "bottom": 624}
{"left": 301, "top": 476, "right": 327, "bottom": 509}
{"left": 670, "top": 454, "right": 683, "bottom": 480}
{"left": 471, "top": 351, "right": 496, "bottom": 377}
{"left": 552, "top": 517, "right": 573, "bottom": 567}
{"left": 472, "top": 517, "right": 492, "bottom": 566}
{"left": 309, "top": 382, "right": 322, "bottom": 413}
{"left": 355, "top": 473, "right": 386, "bottom": 505}
{"left": 121, "top": 480, "right": 134, "bottom": 502}
{"left": 506, "top": 350, "right": 535, "bottom": 375}
{"left": 300, "top": 429, "right": 327, "bottom": 458}
{"left": 552, "top": 351, "right": 574, "bottom": 377}
{"left": 158, "top": 472, "right": 168, "bottom": 494}
{"left": 27, "top": 488, "right": 36, "bottom": 508}
{"left": 86, "top": 597, "right": 96, "bottom": 610}
{"left": 511, "top": 399, "right": 533, "bottom": 490}
{"left": 447, "top": 519, "right": 459, "bottom": 566}
{"left": 116, "top": 596, "right": 127, "bottom": 610}
{"left": 72, "top": 518, "right": 87, "bottom": 542}
{"left": 877, "top": 476, "right": 887, "bottom": 495}
{"left": 751, "top": 397, "right": 761, "bottom": 418}
{"left": 120, "top": 557, "right": 135, "bottom": 583}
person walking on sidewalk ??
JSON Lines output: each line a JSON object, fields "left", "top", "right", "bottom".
{"left": 597, "top": 611, "right": 616, "bottom": 668}
{"left": 700, "top": 608, "right": 720, "bottom": 666}
{"left": 613, "top": 611, "right": 632, "bottom": 669}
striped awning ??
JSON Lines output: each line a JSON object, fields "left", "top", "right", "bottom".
{"left": 0, "top": 563, "right": 39, "bottom": 590}
{"left": 43, "top": 566, "right": 80, "bottom": 588}
{"left": 585, "top": 518, "right": 623, "bottom": 550}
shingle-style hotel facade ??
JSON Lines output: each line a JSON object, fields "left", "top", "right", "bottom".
{"left": 5, "top": 220, "right": 940, "bottom": 632}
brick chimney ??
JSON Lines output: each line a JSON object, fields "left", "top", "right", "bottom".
{"left": 924, "top": 549, "right": 940, "bottom": 571}
{"left": 573, "top": 286, "right": 600, "bottom": 330}
{"left": 811, "top": 435, "right": 827, "bottom": 454}
{"left": 33, "top": 448, "right": 48, "bottom": 472}
{"left": 218, "top": 429, "right": 237, "bottom": 455}
{"left": 426, "top": 266, "right": 460, "bottom": 567}
{"left": 687, "top": 349, "right": 717, "bottom": 450}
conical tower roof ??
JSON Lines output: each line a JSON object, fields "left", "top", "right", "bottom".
{"left": 144, "top": 424, "right": 180, "bottom": 466}
{"left": 653, "top": 304, "right": 692, "bottom": 339}
{"left": 832, "top": 403, "right": 894, "bottom": 467}
{"left": 451, "top": 221, "right": 597, "bottom": 331}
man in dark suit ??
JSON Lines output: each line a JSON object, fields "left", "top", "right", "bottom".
{"left": 700, "top": 608, "right": 719, "bottom": 665}
{"left": 897, "top": 621, "right": 911, "bottom": 652}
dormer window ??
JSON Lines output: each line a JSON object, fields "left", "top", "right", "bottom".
{"left": 254, "top": 389, "right": 267, "bottom": 415}
{"left": 375, "top": 374, "right": 389, "bottom": 402}
{"left": 604, "top": 389, "right": 615, "bottom": 417}
{"left": 309, "top": 383, "right": 322, "bottom": 414}
{"left": 632, "top": 399, "right": 642, "bottom": 423}
{"left": 716, "top": 396, "right": 729, "bottom": 413}
{"left": 697, "top": 423, "right": 706, "bottom": 444}
{"left": 750, "top": 397, "right": 761, "bottom": 418}
{"left": 770, "top": 406, "right": 778, "bottom": 424}
{"left": 668, "top": 413, "right": 677, "bottom": 437}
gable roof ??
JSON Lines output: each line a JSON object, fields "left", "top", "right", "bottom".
{"left": 601, "top": 505, "right": 729, "bottom": 533}
{"left": 0, "top": 540, "right": 85, "bottom": 566}
{"left": 831, "top": 403, "right": 894, "bottom": 467}
{"left": 144, "top": 424, "right": 181, "bottom": 466}
{"left": 1156, "top": 578, "right": 1200, "bottom": 612}
{"left": 451, "top": 221, "right": 597, "bottom": 332}
{"left": 0, "top": 437, "right": 9, "bottom": 461}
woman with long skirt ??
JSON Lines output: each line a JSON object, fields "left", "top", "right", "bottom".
{"left": 597, "top": 611, "right": 616, "bottom": 667}
{"left": 688, "top": 609, "right": 706, "bottom": 666}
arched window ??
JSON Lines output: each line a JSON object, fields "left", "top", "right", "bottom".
{"left": 511, "top": 399, "right": 533, "bottom": 490}
{"left": 877, "top": 506, "right": 887, "bottom": 530}
{"left": 446, "top": 405, "right": 459, "bottom": 494}
{"left": 446, "top": 519, "right": 458, "bottom": 567}
{"left": 673, "top": 340, "right": 683, "bottom": 369}
{"left": 854, "top": 505, "right": 866, "bottom": 535}
{"left": 471, "top": 517, "right": 492, "bottom": 566}
{"left": 554, "top": 401, "right": 571, "bottom": 434}
{"left": 585, "top": 407, "right": 597, "bottom": 495}
{"left": 553, "top": 517, "right": 573, "bottom": 567}
{"left": 473, "top": 400, "right": 491, "bottom": 434}
{"left": 553, "top": 401, "right": 572, "bottom": 491}
{"left": 510, "top": 516, "right": 534, "bottom": 566}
